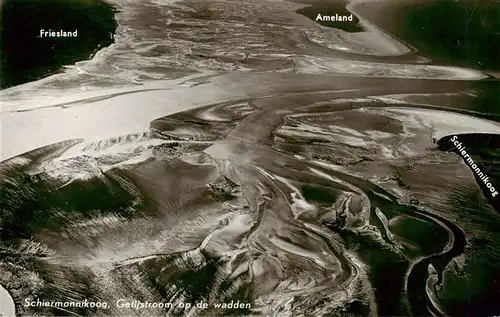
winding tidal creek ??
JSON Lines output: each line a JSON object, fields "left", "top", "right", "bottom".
{"left": 1, "top": 0, "right": 500, "bottom": 316}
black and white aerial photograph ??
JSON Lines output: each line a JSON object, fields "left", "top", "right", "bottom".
{"left": 0, "top": 0, "right": 499, "bottom": 316}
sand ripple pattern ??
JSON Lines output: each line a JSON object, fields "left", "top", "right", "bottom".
{"left": 1, "top": 0, "right": 500, "bottom": 316}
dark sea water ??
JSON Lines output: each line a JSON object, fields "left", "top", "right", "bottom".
{"left": 436, "top": 134, "right": 500, "bottom": 316}
{"left": 0, "top": 0, "right": 117, "bottom": 88}
{"left": 1, "top": 0, "right": 500, "bottom": 316}
{"left": 297, "top": 4, "right": 363, "bottom": 32}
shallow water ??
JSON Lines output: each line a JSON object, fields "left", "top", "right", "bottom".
{"left": 1, "top": 0, "right": 500, "bottom": 316}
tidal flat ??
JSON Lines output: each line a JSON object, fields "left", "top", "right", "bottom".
{"left": 0, "top": 0, "right": 500, "bottom": 316}
{"left": 0, "top": 0, "right": 117, "bottom": 88}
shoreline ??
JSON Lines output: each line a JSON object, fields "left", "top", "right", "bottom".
{"left": 347, "top": 0, "right": 415, "bottom": 56}
{"left": 351, "top": 0, "right": 500, "bottom": 71}
{"left": 0, "top": 0, "right": 118, "bottom": 89}
{"left": 0, "top": 0, "right": 499, "bottom": 316}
